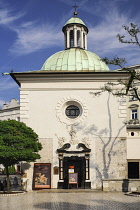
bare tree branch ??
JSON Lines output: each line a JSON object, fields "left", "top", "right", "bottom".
{"left": 102, "top": 56, "right": 126, "bottom": 68}
{"left": 117, "top": 23, "right": 140, "bottom": 47}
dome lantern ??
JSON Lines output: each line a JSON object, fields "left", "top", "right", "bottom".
{"left": 62, "top": 11, "right": 88, "bottom": 50}
{"left": 40, "top": 9, "right": 110, "bottom": 72}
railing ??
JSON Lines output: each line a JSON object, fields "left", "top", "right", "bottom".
{"left": 127, "top": 119, "right": 139, "bottom": 125}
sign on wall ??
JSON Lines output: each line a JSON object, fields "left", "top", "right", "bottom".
{"left": 33, "top": 163, "right": 51, "bottom": 189}
{"left": 68, "top": 169, "right": 74, "bottom": 173}
{"left": 68, "top": 165, "right": 74, "bottom": 173}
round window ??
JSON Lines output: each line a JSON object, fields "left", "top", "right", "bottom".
{"left": 131, "top": 132, "right": 134, "bottom": 136}
{"left": 65, "top": 105, "right": 80, "bottom": 119}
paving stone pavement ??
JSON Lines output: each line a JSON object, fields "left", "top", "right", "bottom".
{"left": 0, "top": 192, "right": 140, "bottom": 210}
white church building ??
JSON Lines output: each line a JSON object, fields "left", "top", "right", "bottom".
{"left": 1, "top": 11, "right": 140, "bottom": 191}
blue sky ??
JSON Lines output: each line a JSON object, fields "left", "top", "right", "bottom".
{"left": 0, "top": 0, "right": 140, "bottom": 107}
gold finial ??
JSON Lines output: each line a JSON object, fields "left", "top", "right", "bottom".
{"left": 73, "top": 3, "right": 78, "bottom": 17}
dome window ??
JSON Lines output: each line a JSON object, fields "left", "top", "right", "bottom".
{"left": 65, "top": 32, "right": 67, "bottom": 49}
{"left": 83, "top": 33, "right": 85, "bottom": 49}
{"left": 70, "top": 30, "right": 74, "bottom": 47}
{"left": 77, "top": 30, "right": 81, "bottom": 47}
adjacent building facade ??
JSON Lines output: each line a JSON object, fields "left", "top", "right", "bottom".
{"left": 1, "top": 12, "right": 140, "bottom": 191}
{"left": 0, "top": 99, "right": 20, "bottom": 121}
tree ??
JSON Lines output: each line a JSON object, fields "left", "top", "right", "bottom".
{"left": 99, "top": 23, "right": 140, "bottom": 101}
{"left": 0, "top": 120, "right": 42, "bottom": 191}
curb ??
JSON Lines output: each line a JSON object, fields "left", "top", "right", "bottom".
{"left": 0, "top": 191, "right": 26, "bottom": 196}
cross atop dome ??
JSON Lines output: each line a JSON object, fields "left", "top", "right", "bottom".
{"left": 73, "top": 3, "right": 78, "bottom": 17}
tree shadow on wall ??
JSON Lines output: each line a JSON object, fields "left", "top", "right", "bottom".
{"left": 76, "top": 93, "right": 126, "bottom": 185}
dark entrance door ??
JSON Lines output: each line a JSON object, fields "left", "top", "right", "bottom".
{"left": 63, "top": 156, "right": 86, "bottom": 189}
{"left": 128, "top": 162, "right": 139, "bottom": 179}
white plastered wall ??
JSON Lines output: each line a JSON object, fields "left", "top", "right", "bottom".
{"left": 20, "top": 79, "right": 127, "bottom": 190}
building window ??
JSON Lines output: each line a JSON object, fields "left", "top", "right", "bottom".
{"left": 129, "top": 104, "right": 139, "bottom": 121}
{"left": 70, "top": 30, "right": 74, "bottom": 47}
{"left": 83, "top": 33, "right": 85, "bottom": 49}
{"left": 131, "top": 132, "right": 134, "bottom": 136}
{"left": 128, "top": 162, "right": 139, "bottom": 179}
{"left": 132, "top": 109, "right": 138, "bottom": 119}
{"left": 65, "top": 105, "right": 80, "bottom": 119}
{"left": 77, "top": 30, "right": 81, "bottom": 47}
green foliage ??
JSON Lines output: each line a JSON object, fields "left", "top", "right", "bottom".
{"left": 3, "top": 166, "right": 16, "bottom": 174}
{"left": 0, "top": 120, "right": 42, "bottom": 168}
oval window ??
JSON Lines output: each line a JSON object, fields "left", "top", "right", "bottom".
{"left": 65, "top": 105, "right": 80, "bottom": 119}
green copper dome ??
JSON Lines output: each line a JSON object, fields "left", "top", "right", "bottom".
{"left": 64, "top": 17, "right": 86, "bottom": 27}
{"left": 41, "top": 48, "right": 109, "bottom": 71}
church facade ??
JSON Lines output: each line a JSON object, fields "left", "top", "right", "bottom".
{"left": 7, "top": 12, "right": 140, "bottom": 191}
